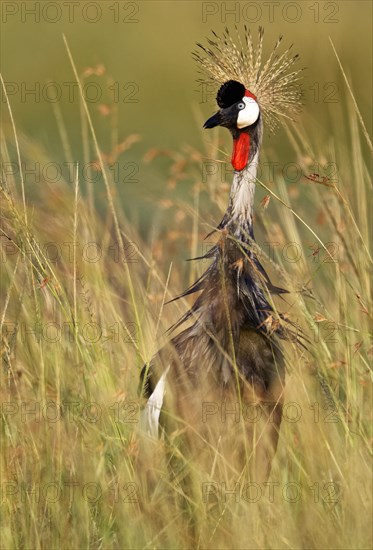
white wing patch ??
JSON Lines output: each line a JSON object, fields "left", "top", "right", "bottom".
{"left": 140, "top": 366, "right": 170, "bottom": 438}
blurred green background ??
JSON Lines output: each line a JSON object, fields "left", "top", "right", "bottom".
{"left": 1, "top": 0, "right": 372, "bottom": 231}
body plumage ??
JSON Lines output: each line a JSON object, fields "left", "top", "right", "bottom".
{"left": 139, "top": 28, "right": 303, "bottom": 480}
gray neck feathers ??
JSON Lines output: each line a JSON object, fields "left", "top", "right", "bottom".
{"left": 229, "top": 153, "right": 258, "bottom": 231}
{"left": 219, "top": 118, "right": 262, "bottom": 240}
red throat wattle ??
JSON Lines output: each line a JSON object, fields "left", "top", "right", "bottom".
{"left": 231, "top": 133, "right": 250, "bottom": 171}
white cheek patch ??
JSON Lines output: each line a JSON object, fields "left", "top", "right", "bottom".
{"left": 237, "top": 97, "right": 260, "bottom": 129}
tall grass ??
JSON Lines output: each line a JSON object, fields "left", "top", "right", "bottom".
{"left": 1, "top": 48, "right": 372, "bottom": 549}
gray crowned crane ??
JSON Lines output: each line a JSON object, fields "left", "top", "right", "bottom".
{"left": 139, "top": 27, "right": 303, "bottom": 481}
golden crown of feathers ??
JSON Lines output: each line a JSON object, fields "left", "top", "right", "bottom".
{"left": 193, "top": 26, "right": 304, "bottom": 132}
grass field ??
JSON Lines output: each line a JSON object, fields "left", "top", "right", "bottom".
{"left": 1, "top": 9, "right": 372, "bottom": 550}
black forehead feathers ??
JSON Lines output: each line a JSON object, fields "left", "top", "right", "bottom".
{"left": 216, "top": 80, "right": 245, "bottom": 108}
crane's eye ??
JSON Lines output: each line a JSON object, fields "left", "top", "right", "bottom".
{"left": 237, "top": 102, "right": 245, "bottom": 110}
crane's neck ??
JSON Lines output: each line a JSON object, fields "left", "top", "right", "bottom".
{"left": 219, "top": 120, "right": 262, "bottom": 241}
{"left": 226, "top": 153, "right": 258, "bottom": 236}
